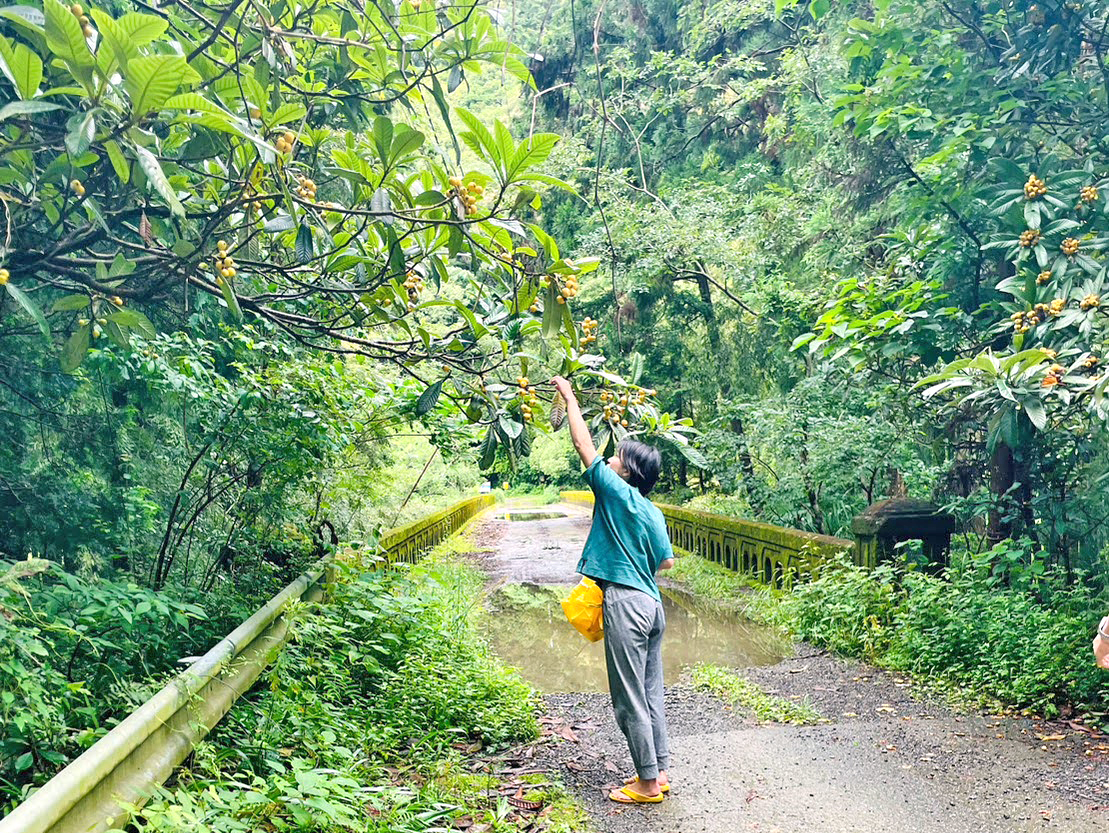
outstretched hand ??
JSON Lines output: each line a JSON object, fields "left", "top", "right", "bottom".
{"left": 550, "top": 376, "right": 595, "bottom": 466}
{"left": 551, "top": 375, "right": 576, "bottom": 403}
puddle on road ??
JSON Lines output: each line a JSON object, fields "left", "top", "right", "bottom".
{"left": 483, "top": 583, "right": 789, "bottom": 693}
{"left": 498, "top": 511, "right": 568, "bottom": 522}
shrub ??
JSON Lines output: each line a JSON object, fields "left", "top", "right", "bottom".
{"left": 0, "top": 559, "right": 213, "bottom": 805}
{"left": 114, "top": 546, "right": 544, "bottom": 833}
{"left": 750, "top": 553, "right": 1109, "bottom": 717}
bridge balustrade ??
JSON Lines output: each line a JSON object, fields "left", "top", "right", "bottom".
{"left": 560, "top": 491, "right": 853, "bottom": 586}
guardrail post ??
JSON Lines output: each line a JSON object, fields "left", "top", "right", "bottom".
{"left": 851, "top": 498, "right": 956, "bottom": 573}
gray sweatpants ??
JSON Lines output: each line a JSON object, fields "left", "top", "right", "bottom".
{"left": 601, "top": 582, "right": 670, "bottom": 780}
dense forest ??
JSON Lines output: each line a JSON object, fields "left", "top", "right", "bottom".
{"left": 3, "top": 0, "right": 1109, "bottom": 827}
{"left": 505, "top": 0, "right": 1109, "bottom": 567}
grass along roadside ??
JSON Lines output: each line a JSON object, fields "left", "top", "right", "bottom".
{"left": 691, "top": 663, "right": 823, "bottom": 725}
{"left": 667, "top": 550, "right": 1109, "bottom": 724}
{"left": 110, "top": 521, "right": 593, "bottom": 833}
{"left": 0, "top": 492, "right": 501, "bottom": 810}
{"left": 665, "top": 547, "right": 761, "bottom": 614}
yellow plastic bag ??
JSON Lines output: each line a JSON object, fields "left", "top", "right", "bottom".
{"left": 561, "top": 577, "right": 604, "bottom": 642}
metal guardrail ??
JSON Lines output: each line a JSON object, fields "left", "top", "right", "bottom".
{"left": 560, "top": 490, "right": 853, "bottom": 585}
{"left": 0, "top": 493, "right": 495, "bottom": 833}
{"left": 379, "top": 493, "right": 495, "bottom": 564}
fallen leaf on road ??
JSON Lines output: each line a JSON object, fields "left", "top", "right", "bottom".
{"left": 1036, "top": 733, "right": 1067, "bottom": 742}
{"left": 1067, "top": 720, "right": 1101, "bottom": 736}
{"left": 541, "top": 723, "right": 580, "bottom": 743}
{"left": 508, "top": 796, "right": 544, "bottom": 812}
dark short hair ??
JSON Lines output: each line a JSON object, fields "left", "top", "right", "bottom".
{"left": 618, "top": 440, "right": 661, "bottom": 497}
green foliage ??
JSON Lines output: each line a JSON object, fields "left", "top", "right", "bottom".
{"left": 213, "top": 537, "right": 538, "bottom": 773}
{"left": 1, "top": 316, "right": 380, "bottom": 591}
{"left": 691, "top": 662, "right": 821, "bottom": 724}
{"left": 517, "top": 0, "right": 946, "bottom": 523}
{"left": 524, "top": 431, "right": 575, "bottom": 482}
{"left": 510, "top": 0, "right": 1109, "bottom": 568}
{"left": 0, "top": 494, "right": 496, "bottom": 806}
{"left": 111, "top": 546, "right": 548, "bottom": 833}
{"left": 914, "top": 157, "right": 1109, "bottom": 425}
{"left": 0, "top": 558, "right": 220, "bottom": 801}
{"left": 750, "top": 554, "right": 1109, "bottom": 717}
{"left": 0, "top": 0, "right": 705, "bottom": 511}
{"left": 490, "top": 431, "right": 578, "bottom": 488}
{"left": 780, "top": 0, "right": 1109, "bottom": 554}
{"left": 118, "top": 765, "right": 370, "bottom": 833}
{"left": 700, "top": 370, "right": 940, "bottom": 535}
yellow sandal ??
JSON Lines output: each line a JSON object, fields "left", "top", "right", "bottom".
{"left": 623, "top": 776, "right": 669, "bottom": 793}
{"left": 610, "top": 785, "right": 665, "bottom": 804}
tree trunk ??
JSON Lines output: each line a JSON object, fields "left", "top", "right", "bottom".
{"left": 729, "top": 414, "right": 766, "bottom": 514}
{"left": 676, "top": 392, "right": 688, "bottom": 488}
{"left": 695, "top": 272, "right": 723, "bottom": 353}
{"left": 886, "top": 467, "right": 907, "bottom": 498}
{"left": 987, "top": 441, "right": 1014, "bottom": 544}
{"left": 798, "top": 418, "right": 826, "bottom": 534}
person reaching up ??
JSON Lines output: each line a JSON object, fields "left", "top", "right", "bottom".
{"left": 551, "top": 376, "right": 675, "bottom": 804}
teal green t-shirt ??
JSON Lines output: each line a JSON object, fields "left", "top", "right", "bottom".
{"left": 576, "top": 455, "right": 673, "bottom": 601}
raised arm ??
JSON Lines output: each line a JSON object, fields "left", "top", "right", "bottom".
{"left": 551, "top": 376, "right": 597, "bottom": 468}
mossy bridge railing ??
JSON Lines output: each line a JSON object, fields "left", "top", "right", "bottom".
{"left": 0, "top": 493, "right": 495, "bottom": 833}
{"left": 561, "top": 491, "right": 855, "bottom": 585}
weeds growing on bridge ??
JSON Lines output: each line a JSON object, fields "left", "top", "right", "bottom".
{"left": 692, "top": 663, "right": 822, "bottom": 725}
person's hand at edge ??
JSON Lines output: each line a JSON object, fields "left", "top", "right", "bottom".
{"left": 1094, "top": 615, "right": 1109, "bottom": 669}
